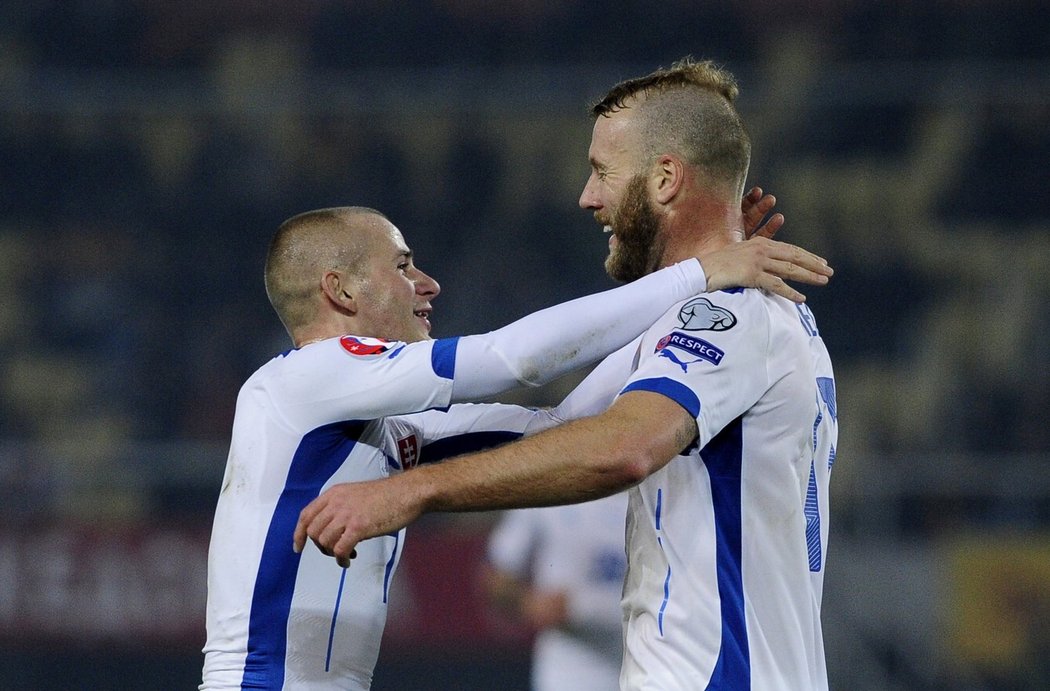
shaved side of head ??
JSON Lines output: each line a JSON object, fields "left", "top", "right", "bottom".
{"left": 592, "top": 57, "right": 751, "bottom": 199}
{"left": 264, "top": 206, "right": 387, "bottom": 337}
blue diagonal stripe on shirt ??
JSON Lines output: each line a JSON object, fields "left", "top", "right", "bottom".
{"left": 701, "top": 416, "right": 750, "bottom": 690}
{"left": 240, "top": 420, "right": 369, "bottom": 690}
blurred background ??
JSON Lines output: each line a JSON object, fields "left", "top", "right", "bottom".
{"left": 1, "top": 1, "right": 1048, "bottom": 689}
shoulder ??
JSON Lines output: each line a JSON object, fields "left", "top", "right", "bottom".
{"left": 647, "top": 289, "right": 786, "bottom": 349}
{"left": 634, "top": 290, "right": 806, "bottom": 387}
{"left": 252, "top": 334, "right": 421, "bottom": 396}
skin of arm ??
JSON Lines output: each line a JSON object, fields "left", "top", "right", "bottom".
{"left": 293, "top": 391, "right": 695, "bottom": 566}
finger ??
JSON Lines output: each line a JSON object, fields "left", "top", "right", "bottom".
{"left": 311, "top": 536, "right": 334, "bottom": 557}
{"left": 753, "top": 212, "right": 784, "bottom": 239}
{"left": 317, "top": 518, "right": 347, "bottom": 554}
{"left": 742, "top": 194, "right": 767, "bottom": 223}
{"left": 336, "top": 549, "right": 358, "bottom": 569}
{"left": 333, "top": 532, "right": 361, "bottom": 565}
{"left": 294, "top": 500, "right": 323, "bottom": 553}
{"left": 743, "top": 195, "right": 777, "bottom": 238}
{"left": 761, "top": 275, "right": 806, "bottom": 303}
{"left": 765, "top": 241, "right": 833, "bottom": 275}
{"left": 753, "top": 193, "right": 776, "bottom": 215}
{"left": 766, "top": 257, "right": 831, "bottom": 286}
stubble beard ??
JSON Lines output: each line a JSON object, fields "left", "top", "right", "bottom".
{"left": 603, "top": 174, "right": 666, "bottom": 283}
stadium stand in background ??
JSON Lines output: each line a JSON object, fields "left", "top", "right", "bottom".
{"left": 0, "top": 2, "right": 1047, "bottom": 688}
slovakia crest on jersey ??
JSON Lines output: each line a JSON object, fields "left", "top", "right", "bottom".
{"left": 397, "top": 434, "right": 420, "bottom": 470}
{"left": 677, "top": 297, "right": 736, "bottom": 331}
{"left": 339, "top": 335, "right": 393, "bottom": 356}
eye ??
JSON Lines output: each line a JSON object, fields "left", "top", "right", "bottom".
{"left": 397, "top": 263, "right": 409, "bottom": 273}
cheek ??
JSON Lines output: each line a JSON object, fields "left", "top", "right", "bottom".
{"left": 606, "top": 183, "right": 626, "bottom": 210}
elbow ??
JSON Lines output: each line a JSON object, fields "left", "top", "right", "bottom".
{"left": 601, "top": 432, "right": 664, "bottom": 488}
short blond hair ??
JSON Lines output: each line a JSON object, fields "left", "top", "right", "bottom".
{"left": 264, "top": 206, "right": 386, "bottom": 335}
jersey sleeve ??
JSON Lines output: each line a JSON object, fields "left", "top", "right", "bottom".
{"left": 450, "top": 259, "right": 707, "bottom": 401}
{"left": 266, "top": 336, "right": 459, "bottom": 430}
{"left": 619, "top": 291, "right": 775, "bottom": 448}
{"left": 537, "top": 337, "right": 641, "bottom": 428}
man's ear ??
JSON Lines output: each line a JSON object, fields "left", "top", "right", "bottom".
{"left": 651, "top": 154, "right": 684, "bottom": 205}
{"left": 321, "top": 270, "right": 357, "bottom": 315}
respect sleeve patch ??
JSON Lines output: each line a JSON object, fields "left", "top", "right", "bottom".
{"left": 654, "top": 331, "right": 725, "bottom": 372}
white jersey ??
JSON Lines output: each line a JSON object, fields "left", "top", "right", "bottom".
{"left": 201, "top": 337, "right": 457, "bottom": 690}
{"left": 579, "top": 290, "right": 837, "bottom": 690}
{"left": 200, "top": 259, "right": 712, "bottom": 690}
{"left": 488, "top": 497, "right": 628, "bottom": 691}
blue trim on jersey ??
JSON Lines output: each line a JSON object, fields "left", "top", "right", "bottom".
{"left": 430, "top": 337, "right": 459, "bottom": 380}
{"left": 795, "top": 303, "right": 819, "bottom": 337}
{"left": 241, "top": 420, "right": 370, "bottom": 690}
{"left": 621, "top": 377, "right": 701, "bottom": 419}
{"left": 659, "top": 563, "right": 672, "bottom": 637}
{"left": 326, "top": 568, "right": 349, "bottom": 672}
{"left": 654, "top": 488, "right": 670, "bottom": 636}
{"left": 817, "top": 377, "right": 837, "bottom": 421}
{"left": 419, "top": 431, "right": 523, "bottom": 464}
{"left": 382, "top": 531, "right": 400, "bottom": 603}
{"left": 701, "top": 416, "right": 750, "bottom": 690}
{"left": 811, "top": 396, "right": 824, "bottom": 458}
{"left": 804, "top": 460, "right": 822, "bottom": 572}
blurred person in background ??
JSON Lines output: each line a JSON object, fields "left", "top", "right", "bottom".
{"left": 298, "top": 57, "right": 838, "bottom": 690}
{"left": 484, "top": 494, "right": 629, "bottom": 691}
{"left": 201, "top": 205, "right": 829, "bottom": 690}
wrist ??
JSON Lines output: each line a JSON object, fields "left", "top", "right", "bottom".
{"left": 679, "top": 257, "right": 708, "bottom": 294}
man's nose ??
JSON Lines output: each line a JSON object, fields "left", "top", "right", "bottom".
{"left": 415, "top": 270, "right": 440, "bottom": 298}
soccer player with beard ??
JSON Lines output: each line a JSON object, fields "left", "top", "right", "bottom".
{"left": 201, "top": 203, "right": 830, "bottom": 690}
{"left": 297, "top": 58, "right": 838, "bottom": 690}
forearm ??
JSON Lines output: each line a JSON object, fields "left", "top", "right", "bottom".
{"left": 411, "top": 414, "right": 640, "bottom": 513}
{"left": 409, "top": 392, "right": 692, "bottom": 513}
{"left": 291, "top": 392, "right": 697, "bottom": 565}
{"left": 450, "top": 259, "right": 705, "bottom": 400}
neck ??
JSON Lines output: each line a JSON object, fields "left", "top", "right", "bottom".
{"left": 657, "top": 192, "right": 743, "bottom": 269}
{"left": 295, "top": 335, "right": 331, "bottom": 348}
{"left": 292, "top": 317, "right": 350, "bottom": 348}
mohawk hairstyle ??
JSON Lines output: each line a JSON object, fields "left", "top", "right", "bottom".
{"left": 590, "top": 57, "right": 740, "bottom": 118}
{"left": 589, "top": 57, "right": 750, "bottom": 195}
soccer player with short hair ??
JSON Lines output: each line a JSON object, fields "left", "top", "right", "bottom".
{"left": 201, "top": 204, "right": 829, "bottom": 689}
{"left": 297, "top": 59, "right": 839, "bottom": 690}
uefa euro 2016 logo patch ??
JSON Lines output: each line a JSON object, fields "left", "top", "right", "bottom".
{"left": 677, "top": 297, "right": 736, "bottom": 331}
{"left": 339, "top": 335, "right": 392, "bottom": 356}
{"left": 655, "top": 332, "right": 725, "bottom": 373}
